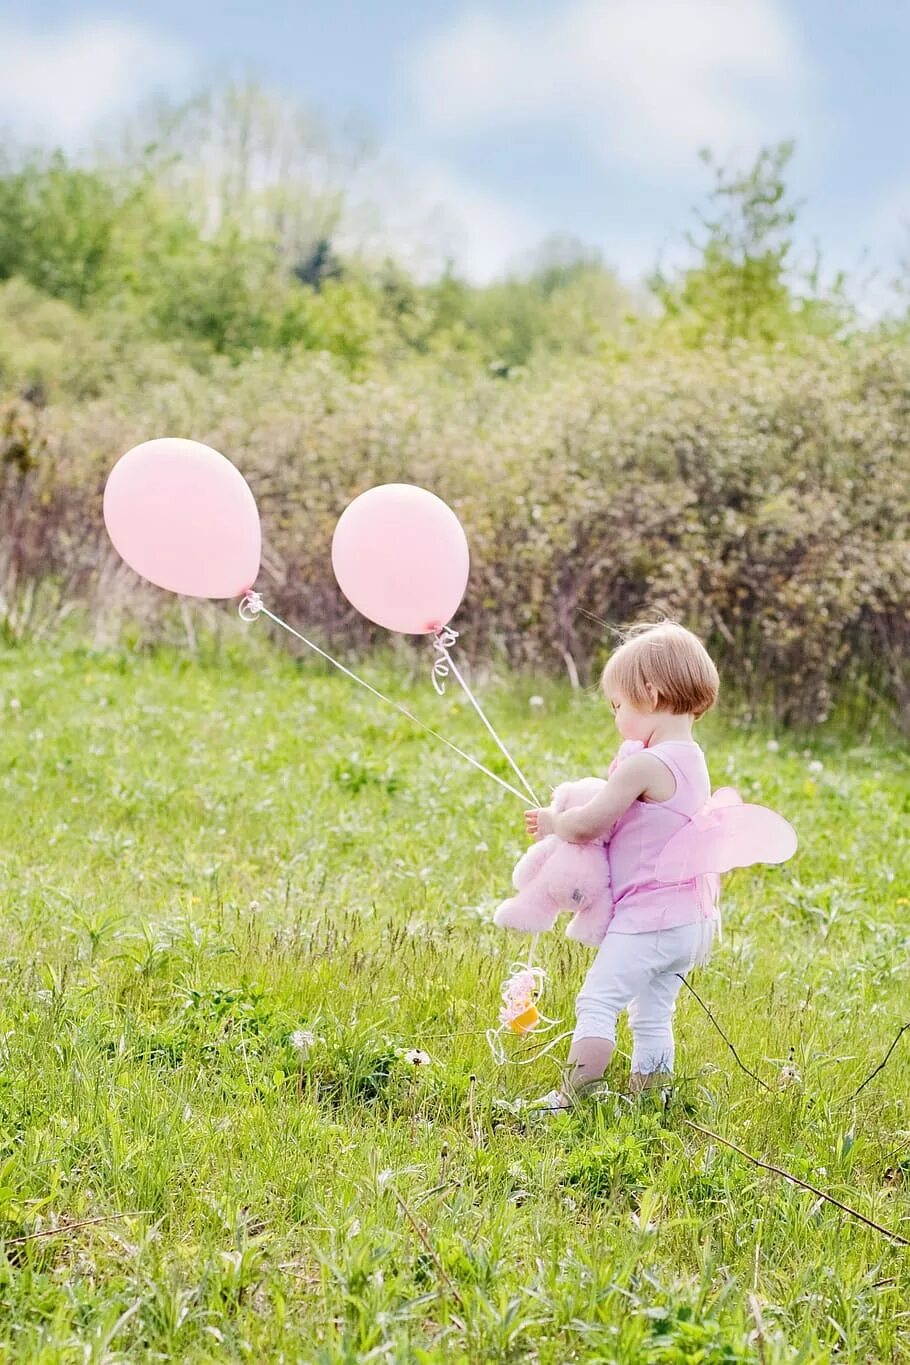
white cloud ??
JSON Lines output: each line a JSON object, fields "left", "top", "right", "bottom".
{"left": 416, "top": 166, "right": 543, "bottom": 282}
{"left": 340, "top": 148, "right": 695, "bottom": 286}
{"left": 0, "top": 18, "right": 192, "bottom": 148}
{"left": 340, "top": 149, "right": 544, "bottom": 284}
{"left": 408, "top": 0, "right": 808, "bottom": 176}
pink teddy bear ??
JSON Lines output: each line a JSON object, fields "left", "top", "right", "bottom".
{"left": 493, "top": 777, "right": 615, "bottom": 948}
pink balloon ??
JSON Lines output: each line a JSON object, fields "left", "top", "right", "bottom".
{"left": 332, "top": 483, "right": 470, "bottom": 634}
{"left": 104, "top": 438, "right": 261, "bottom": 600}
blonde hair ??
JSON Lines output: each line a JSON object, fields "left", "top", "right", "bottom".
{"left": 602, "top": 622, "right": 719, "bottom": 718}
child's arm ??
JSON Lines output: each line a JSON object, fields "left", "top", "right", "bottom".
{"left": 525, "top": 753, "right": 672, "bottom": 844}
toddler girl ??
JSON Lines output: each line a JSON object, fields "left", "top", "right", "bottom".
{"left": 525, "top": 621, "right": 720, "bottom": 1102}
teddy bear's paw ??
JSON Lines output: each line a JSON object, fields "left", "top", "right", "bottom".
{"left": 565, "top": 913, "right": 608, "bottom": 948}
{"left": 494, "top": 897, "right": 554, "bottom": 933}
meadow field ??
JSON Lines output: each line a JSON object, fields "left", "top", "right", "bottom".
{"left": 2, "top": 91, "right": 910, "bottom": 1362}
{"left": 0, "top": 637, "right": 906, "bottom": 1362}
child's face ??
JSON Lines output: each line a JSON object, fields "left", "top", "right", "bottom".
{"left": 607, "top": 688, "right": 655, "bottom": 742}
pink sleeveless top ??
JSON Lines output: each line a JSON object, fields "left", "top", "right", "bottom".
{"left": 605, "top": 739, "right": 715, "bottom": 934}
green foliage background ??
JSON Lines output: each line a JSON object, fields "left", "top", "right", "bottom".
{"left": 0, "top": 93, "right": 907, "bottom": 730}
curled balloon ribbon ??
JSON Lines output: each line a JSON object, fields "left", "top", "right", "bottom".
{"left": 431, "top": 626, "right": 459, "bottom": 696}
{"left": 485, "top": 955, "right": 572, "bottom": 1067}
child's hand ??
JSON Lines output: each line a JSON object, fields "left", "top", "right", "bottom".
{"left": 524, "top": 808, "right": 554, "bottom": 841}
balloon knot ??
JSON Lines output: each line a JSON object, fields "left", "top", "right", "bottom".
{"left": 239, "top": 591, "right": 263, "bottom": 622}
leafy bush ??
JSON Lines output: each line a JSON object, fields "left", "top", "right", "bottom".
{"left": 4, "top": 332, "right": 905, "bottom": 727}
{"left": 0, "top": 120, "right": 906, "bottom": 728}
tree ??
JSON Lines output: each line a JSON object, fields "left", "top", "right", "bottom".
{"left": 652, "top": 143, "right": 800, "bottom": 344}
{"left": 0, "top": 154, "right": 124, "bottom": 307}
{"left": 294, "top": 238, "right": 343, "bottom": 290}
{"left": 120, "top": 82, "right": 360, "bottom": 274}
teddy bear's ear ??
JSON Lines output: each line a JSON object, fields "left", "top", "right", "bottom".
{"left": 551, "top": 783, "right": 571, "bottom": 813}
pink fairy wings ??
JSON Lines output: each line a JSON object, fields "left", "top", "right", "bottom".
{"left": 655, "top": 787, "right": 798, "bottom": 884}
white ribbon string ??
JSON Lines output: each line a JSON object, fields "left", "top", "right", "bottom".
{"left": 432, "top": 630, "right": 542, "bottom": 808}
{"left": 239, "top": 593, "right": 530, "bottom": 805}
{"left": 486, "top": 1024, "right": 575, "bottom": 1067}
{"left": 240, "top": 592, "right": 563, "bottom": 1068}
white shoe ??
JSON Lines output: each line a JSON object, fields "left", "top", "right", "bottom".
{"left": 530, "top": 1088, "right": 572, "bottom": 1113}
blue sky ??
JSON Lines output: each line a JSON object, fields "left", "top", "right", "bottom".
{"left": 2, "top": 0, "right": 909, "bottom": 301}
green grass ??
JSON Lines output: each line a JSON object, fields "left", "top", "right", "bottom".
{"left": 0, "top": 639, "right": 907, "bottom": 1362}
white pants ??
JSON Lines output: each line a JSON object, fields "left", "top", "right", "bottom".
{"left": 573, "top": 920, "right": 714, "bottom": 1074}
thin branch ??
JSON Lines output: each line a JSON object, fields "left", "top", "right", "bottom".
{"left": 417, "top": 1027, "right": 491, "bottom": 1041}
{"left": 388, "top": 1184, "right": 464, "bottom": 1308}
{"left": 4, "top": 1211, "right": 147, "bottom": 1247}
{"left": 683, "top": 1120, "right": 910, "bottom": 1248}
{"left": 467, "top": 1074, "right": 480, "bottom": 1149}
{"left": 677, "top": 974, "right": 772, "bottom": 1092}
{"left": 841, "top": 1022, "right": 910, "bottom": 1106}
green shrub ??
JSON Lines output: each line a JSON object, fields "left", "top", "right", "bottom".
{"left": 1, "top": 321, "right": 907, "bottom": 727}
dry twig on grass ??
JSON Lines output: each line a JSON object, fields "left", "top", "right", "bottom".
{"left": 684, "top": 1120, "right": 910, "bottom": 1248}
{"left": 4, "top": 1211, "right": 148, "bottom": 1248}
{"left": 840, "top": 1021, "right": 910, "bottom": 1106}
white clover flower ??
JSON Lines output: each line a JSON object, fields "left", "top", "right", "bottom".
{"left": 290, "top": 1029, "right": 315, "bottom": 1059}
{"left": 529, "top": 695, "right": 545, "bottom": 709}
{"left": 766, "top": 739, "right": 780, "bottom": 753}
{"left": 808, "top": 760, "right": 824, "bottom": 775}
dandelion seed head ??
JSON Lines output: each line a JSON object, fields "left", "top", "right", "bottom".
{"left": 290, "top": 1029, "right": 315, "bottom": 1058}
{"left": 401, "top": 1048, "right": 432, "bottom": 1066}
